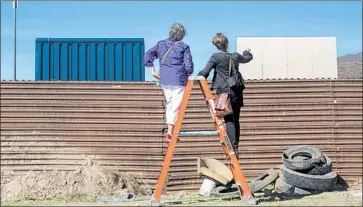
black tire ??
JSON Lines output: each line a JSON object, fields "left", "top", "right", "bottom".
{"left": 282, "top": 166, "right": 337, "bottom": 190}
{"left": 249, "top": 168, "right": 279, "bottom": 193}
{"left": 210, "top": 184, "right": 240, "bottom": 197}
{"left": 274, "top": 177, "right": 312, "bottom": 197}
{"left": 282, "top": 145, "right": 323, "bottom": 171}
{"left": 298, "top": 156, "right": 333, "bottom": 175}
{"left": 210, "top": 168, "right": 279, "bottom": 197}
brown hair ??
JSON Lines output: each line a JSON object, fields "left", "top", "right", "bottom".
{"left": 212, "top": 33, "right": 229, "bottom": 52}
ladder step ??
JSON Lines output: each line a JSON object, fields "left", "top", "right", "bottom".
{"left": 180, "top": 130, "right": 218, "bottom": 136}
{"left": 188, "top": 76, "right": 205, "bottom": 80}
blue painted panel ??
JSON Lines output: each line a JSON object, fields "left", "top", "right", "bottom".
{"left": 87, "top": 44, "right": 91, "bottom": 80}
{"left": 61, "top": 44, "right": 68, "bottom": 81}
{"left": 35, "top": 38, "right": 145, "bottom": 81}
{"left": 79, "top": 44, "right": 86, "bottom": 81}
{"left": 71, "top": 44, "right": 78, "bottom": 81}
{"left": 35, "top": 43, "right": 41, "bottom": 80}
{"left": 68, "top": 44, "right": 72, "bottom": 80}
{"left": 125, "top": 43, "right": 132, "bottom": 81}
{"left": 53, "top": 44, "right": 60, "bottom": 80}
{"left": 36, "top": 38, "right": 144, "bottom": 43}
{"left": 108, "top": 44, "right": 115, "bottom": 80}
{"left": 97, "top": 44, "right": 105, "bottom": 81}
{"left": 105, "top": 44, "right": 109, "bottom": 80}
{"left": 122, "top": 44, "right": 126, "bottom": 81}
{"left": 90, "top": 44, "right": 96, "bottom": 81}
{"left": 42, "top": 44, "right": 50, "bottom": 80}
{"left": 115, "top": 44, "right": 122, "bottom": 81}
{"left": 140, "top": 43, "right": 145, "bottom": 81}
{"left": 133, "top": 43, "right": 141, "bottom": 81}
{"left": 49, "top": 44, "right": 53, "bottom": 80}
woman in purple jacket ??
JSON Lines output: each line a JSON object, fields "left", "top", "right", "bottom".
{"left": 144, "top": 23, "right": 194, "bottom": 142}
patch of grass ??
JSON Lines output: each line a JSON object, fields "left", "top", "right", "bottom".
{"left": 1, "top": 193, "right": 96, "bottom": 206}
{"left": 1, "top": 191, "right": 362, "bottom": 206}
{"left": 61, "top": 193, "right": 96, "bottom": 203}
{"left": 2, "top": 200, "right": 62, "bottom": 206}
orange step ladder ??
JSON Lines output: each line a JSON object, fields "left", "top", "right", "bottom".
{"left": 151, "top": 76, "right": 256, "bottom": 206}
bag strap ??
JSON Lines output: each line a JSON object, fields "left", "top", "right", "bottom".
{"left": 161, "top": 41, "right": 179, "bottom": 64}
{"left": 215, "top": 53, "right": 234, "bottom": 79}
{"left": 228, "top": 53, "right": 238, "bottom": 77}
{"left": 228, "top": 56, "right": 232, "bottom": 77}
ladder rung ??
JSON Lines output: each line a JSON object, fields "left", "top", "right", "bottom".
{"left": 188, "top": 76, "right": 205, "bottom": 80}
{"left": 179, "top": 130, "right": 218, "bottom": 136}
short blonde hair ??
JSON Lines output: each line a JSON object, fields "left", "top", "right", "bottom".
{"left": 212, "top": 33, "right": 229, "bottom": 51}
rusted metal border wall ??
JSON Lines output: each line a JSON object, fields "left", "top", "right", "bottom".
{"left": 1, "top": 79, "right": 362, "bottom": 192}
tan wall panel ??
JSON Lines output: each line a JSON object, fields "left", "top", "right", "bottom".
{"left": 286, "top": 38, "right": 314, "bottom": 78}
{"left": 312, "top": 37, "right": 338, "bottom": 78}
{"left": 237, "top": 37, "right": 338, "bottom": 79}
{"left": 261, "top": 38, "right": 288, "bottom": 79}
{"left": 237, "top": 37, "right": 263, "bottom": 79}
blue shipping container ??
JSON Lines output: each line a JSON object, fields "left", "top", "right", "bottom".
{"left": 35, "top": 38, "right": 145, "bottom": 81}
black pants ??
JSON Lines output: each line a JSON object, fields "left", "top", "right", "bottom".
{"left": 223, "top": 91, "right": 242, "bottom": 158}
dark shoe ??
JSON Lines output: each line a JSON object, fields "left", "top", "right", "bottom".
{"left": 233, "top": 145, "right": 239, "bottom": 159}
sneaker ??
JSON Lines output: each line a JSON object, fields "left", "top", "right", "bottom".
{"left": 164, "top": 134, "right": 181, "bottom": 143}
{"left": 165, "top": 134, "right": 172, "bottom": 142}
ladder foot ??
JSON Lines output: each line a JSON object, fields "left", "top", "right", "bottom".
{"left": 150, "top": 196, "right": 161, "bottom": 207}
{"left": 243, "top": 195, "right": 256, "bottom": 205}
{"left": 151, "top": 201, "right": 161, "bottom": 207}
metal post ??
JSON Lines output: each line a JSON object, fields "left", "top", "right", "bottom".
{"left": 13, "top": 0, "right": 17, "bottom": 81}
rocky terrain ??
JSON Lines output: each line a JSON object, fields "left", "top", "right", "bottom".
{"left": 337, "top": 52, "right": 362, "bottom": 79}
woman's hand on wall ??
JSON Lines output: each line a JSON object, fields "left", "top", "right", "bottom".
{"left": 242, "top": 49, "right": 252, "bottom": 55}
{"left": 148, "top": 67, "right": 160, "bottom": 80}
{"left": 151, "top": 70, "right": 160, "bottom": 80}
{"left": 237, "top": 49, "right": 253, "bottom": 64}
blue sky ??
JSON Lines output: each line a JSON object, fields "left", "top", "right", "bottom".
{"left": 0, "top": 1, "right": 362, "bottom": 81}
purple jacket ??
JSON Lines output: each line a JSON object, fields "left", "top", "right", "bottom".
{"left": 144, "top": 38, "right": 194, "bottom": 86}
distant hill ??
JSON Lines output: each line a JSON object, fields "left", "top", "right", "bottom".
{"left": 337, "top": 52, "right": 362, "bottom": 79}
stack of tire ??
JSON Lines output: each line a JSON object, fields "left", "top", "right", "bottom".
{"left": 209, "top": 145, "right": 338, "bottom": 198}
{"left": 277, "top": 145, "right": 338, "bottom": 197}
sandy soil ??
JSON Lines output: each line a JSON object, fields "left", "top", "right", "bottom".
{"left": 1, "top": 182, "right": 362, "bottom": 207}
{"left": 1, "top": 157, "right": 151, "bottom": 202}
{"left": 1, "top": 157, "right": 361, "bottom": 206}
{"left": 1, "top": 189, "right": 362, "bottom": 206}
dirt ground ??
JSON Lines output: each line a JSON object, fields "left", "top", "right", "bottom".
{"left": 1, "top": 157, "right": 151, "bottom": 202}
{"left": 1, "top": 157, "right": 362, "bottom": 206}
{"left": 1, "top": 190, "right": 362, "bottom": 206}
{"left": 2, "top": 186, "right": 362, "bottom": 206}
